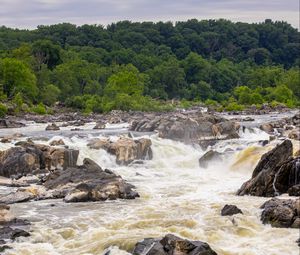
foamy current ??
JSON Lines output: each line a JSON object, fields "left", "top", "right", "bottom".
{"left": 2, "top": 118, "right": 299, "bottom": 255}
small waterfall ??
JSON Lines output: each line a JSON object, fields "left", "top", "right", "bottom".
{"left": 272, "top": 171, "right": 280, "bottom": 196}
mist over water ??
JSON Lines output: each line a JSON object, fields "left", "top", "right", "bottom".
{"left": 3, "top": 121, "right": 299, "bottom": 255}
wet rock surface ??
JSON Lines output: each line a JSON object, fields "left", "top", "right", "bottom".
{"left": 45, "top": 123, "right": 60, "bottom": 131}
{"left": 0, "top": 142, "right": 79, "bottom": 178}
{"left": 221, "top": 204, "right": 243, "bottom": 216}
{"left": 199, "top": 150, "right": 222, "bottom": 168}
{"left": 88, "top": 137, "right": 153, "bottom": 165}
{"left": 237, "top": 140, "right": 299, "bottom": 197}
{"left": 0, "top": 119, "right": 25, "bottom": 129}
{"left": 130, "top": 112, "right": 240, "bottom": 144}
{"left": 132, "top": 234, "right": 217, "bottom": 255}
{"left": 260, "top": 198, "right": 300, "bottom": 228}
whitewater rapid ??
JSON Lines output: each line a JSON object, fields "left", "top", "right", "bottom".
{"left": 2, "top": 122, "right": 300, "bottom": 255}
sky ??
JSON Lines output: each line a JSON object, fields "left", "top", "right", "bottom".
{"left": 0, "top": 0, "right": 299, "bottom": 29}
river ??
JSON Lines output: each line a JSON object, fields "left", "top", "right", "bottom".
{"left": 1, "top": 112, "right": 299, "bottom": 255}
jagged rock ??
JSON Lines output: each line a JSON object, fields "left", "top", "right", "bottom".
{"left": 44, "top": 158, "right": 139, "bottom": 202}
{"left": 45, "top": 123, "right": 60, "bottom": 131}
{"left": 0, "top": 205, "right": 12, "bottom": 223}
{"left": 0, "top": 143, "right": 79, "bottom": 178}
{"left": 260, "top": 198, "right": 299, "bottom": 228}
{"left": 221, "top": 204, "right": 243, "bottom": 216}
{"left": 0, "top": 119, "right": 25, "bottom": 129}
{"left": 237, "top": 140, "right": 298, "bottom": 197}
{"left": 88, "top": 137, "right": 153, "bottom": 165}
{"left": 93, "top": 122, "right": 106, "bottom": 129}
{"left": 199, "top": 150, "right": 222, "bottom": 168}
{"left": 132, "top": 234, "right": 217, "bottom": 255}
{"left": 0, "top": 191, "right": 35, "bottom": 204}
{"left": 130, "top": 113, "right": 239, "bottom": 144}
{"left": 49, "top": 139, "right": 65, "bottom": 146}
{"left": 260, "top": 123, "right": 274, "bottom": 133}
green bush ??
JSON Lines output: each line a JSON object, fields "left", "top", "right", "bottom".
{"left": 31, "top": 103, "right": 47, "bottom": 115}
{"left": 225, "top": 102, "right": 244, "bottom": 111}
{"left": 0, "top": 103, "right": 8, "bottom": 117}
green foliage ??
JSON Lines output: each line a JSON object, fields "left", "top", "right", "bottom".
{"left": 225, "top": 101, "right": 245, "bottom": 111}
{"left": 0, "top": 103, "right": 8, "bottom": 117}
{"left": 0, "top": 19, "right": 299, "bottom": 113}
{"left": 31, "top": 102, "right": 47, "bottom": 115}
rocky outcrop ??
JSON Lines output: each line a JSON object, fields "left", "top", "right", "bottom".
{"left": 44, "top": 158, "right": 139, "bottom": 202}
{"left": 132, "top": 234, "right": 217, "bottom": 255}
{"left": 49, "top": 139, "right": 65, "bottom": 146}
{"left": 199, "top": 150, "right": 222, "bottom": 168}
{"left": 45, "top": 123, "right": 60, "bottom": 131}
{"left": 221, "top": 205, "right": 243, "bottom": 216}
{"left": 0, "top": 159, "right": 139, "bottom": 204}
{"left": 0, "top": 142, "right": 79, "bottom": 178}
{"left": 260, "top": 198, "right": 299, "bottom": 228}
{"left": 0, "top": 119, "right": 25, "bottom": 129}
{"left": 130, "top": 112, "right": 240, "bottom": 144}
{"left": 237, "top": 140, "right": 299, "bottom": 197}
{"left": 88, "top": 137, "right": 153, "bottom": 165}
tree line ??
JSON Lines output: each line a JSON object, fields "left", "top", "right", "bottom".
{"left": 0, "top": 19, "right": 299, "bottom": 115}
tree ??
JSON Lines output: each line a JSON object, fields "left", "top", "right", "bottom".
{"left": 0, "top": 58, "right": 38, "bottom": 100}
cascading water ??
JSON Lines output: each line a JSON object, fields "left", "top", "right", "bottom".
{"left": 2, "top": 124, "right": 299, "bottom": 255}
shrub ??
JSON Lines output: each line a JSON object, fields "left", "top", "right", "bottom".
{"left": 0, "top": 103, "right": 8, "bottom": 117}
{"left": 31, "top": 103, "right": 47, "bottom": 115}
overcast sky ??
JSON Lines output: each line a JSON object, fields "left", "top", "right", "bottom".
{"left": 0, "top": 0, "right": 299, "bottom": 29}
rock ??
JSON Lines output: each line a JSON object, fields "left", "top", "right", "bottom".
{"left": 130, "top": 112, "right": 240, "bottom": 144}
{"left": 132, "top": 234, "right": 217, "bottom": 255}
{"left": 0, "top": 119, "right": 25, "bottom": 129}
{"left": 45, "top": 123, "right": 60, "bottom": 131}
{"left": 260, "top": 198, "right": 299, "bottom": 228}
{"left": 43, "top": 158, "right": 139, "bottom": 202}
{"left": 199, "top": 150, "right": 222, "bottom": 168}
{"left": 198, "top": 140, "right": 218, "bottom": 150}
{"left": 260, "top": 123, "right": 274, "bottom": 133}
{"left": 221, "top": 204, "right": 243, "bottom": 216}
{"left": 49, "top": 139, "right": 65, "bottom": 146}
{"left": 88, "top": 137, "right": 153, "bottom": 165}
{"left": 242, "top": 117, "right": 255, "bottom": 122}
{"left": 288, "top": 184, "right": 300, "bottom": 196}
{"left": 0, "top": 143, "right": 79, "bottom": 178}
{"left": 288, "top": 129, "right": 299, "bottom": 140}
{"left": 0, "top": 191, "right": 35, "bottom": 204}
{"left": 87, "top": 138, "right": 111, "bottom": 150}
{"left": 93, "top": 122, "right": 106, "bottom": 129}
{"left": 0, "top": 227, "right": 30, "bottom": 240}
{"left": 0, "top": 205, "right": 12, "bottom": 223}
{"left": 237, "top": 140, "right": 296, "bottom": 197}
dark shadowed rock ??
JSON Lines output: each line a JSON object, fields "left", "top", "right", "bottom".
{"left": 288, "top": 184, "right": 300, "bottom": 196}
{"left": 260, "top": 198, "right": 299, "bottom": 228}
{"left": 199, "top": 150, "right": 222, "bottom": 168}
{"left": 221, "top": 204, "right": 243, "bottom": 216}
{"left": 132, "top": 234, "right": 217, "bottom": 255}
{"left": 237, "top": 140, "right": 297, "bottom": 197}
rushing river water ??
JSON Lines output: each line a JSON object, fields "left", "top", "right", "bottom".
{"left": 1, "top": 112, "right": 299, "bottom": 255}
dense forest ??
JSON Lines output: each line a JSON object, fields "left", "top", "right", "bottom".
{"left": 0, "top": 19, "right": 299, "bottom": 115}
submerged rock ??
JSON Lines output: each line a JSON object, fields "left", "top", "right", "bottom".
{"left": 221, "top": 204, "right": 243, "bottom": 216}
{"left": 237, "top": 140, "right": 299, "bottom": 197}
{"left": 260, "top": 198, "right": 299, "bottom": 228}
{"left": 88, "top": 137, "right": 153, "bottom": 165}
{"left": 132, "top": 234, "right": 217, "bottom": 255}
{"left": 93, "top": 121, "right": 106, "bottom": 129}
{"left": 49, "top": 139, "right": 65, "bottom": 146}
{"left": 199, "top": 150, "right": 222, "bottom": 168}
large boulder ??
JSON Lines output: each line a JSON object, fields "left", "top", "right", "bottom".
{"left": 237, "top": 140, "right": 298, "bottom": 197}
{"left": 260, "top": 198, "right": 299, "bottom": 228}
{"left": 132, "top": 234, "right": 217, "bottom": 255}
{"left": 44, "top": 158, "right": 139, "bottom": 202}
{"left": 130, "top": 112, "right": 239, "bottom": 144}
{"left": 0, "top": 143, "right": 79, "bottom": 178}
{"left": 88, "top": 137, "right": 153, "bottom": 165}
